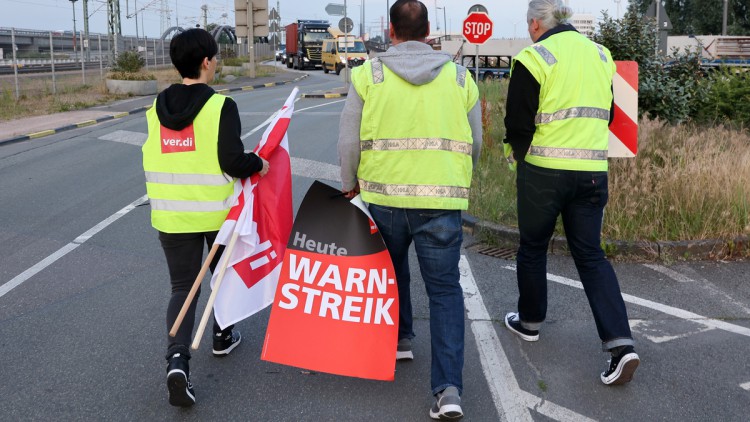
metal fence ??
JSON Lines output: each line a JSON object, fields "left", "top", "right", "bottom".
{"left": 0, "top": 27, "right": 274, "bottom": 100}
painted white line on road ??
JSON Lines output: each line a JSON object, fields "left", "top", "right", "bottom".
{"left": 629, "top": 319, "right": 715, "bottom": 343}
{"left": 240, "top": 99, "right": 346, "bottom": 141}
{"left": 502, "top": 265, "right": 750, "bottom": 338}
{"left": 643, "top": 264, "right": 695, "bottom": 283}
{"left": 740, "top": 382, "right": 750, "bottom": 391}
{"left": 460, "top": 256, "right": 591, "bottom": 422}
{"left": 518, "top": 390, "right": 596, "bottom": 422}
{"left": 0, "top": 195, "right": 149, "bottom": 300}
{"left": 291, "top": 157, "right": 339, "bottom": 182}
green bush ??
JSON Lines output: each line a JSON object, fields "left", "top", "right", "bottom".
{"left": 593, "top": 9, "right": 705, "bottom": 125}
{"left": 113, "top": 50, "right": 145, "bottom": 73}
{"left": 695, "top": 68, "right": 750, "bottom": 128}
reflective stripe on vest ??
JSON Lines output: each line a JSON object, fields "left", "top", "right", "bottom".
{"left": 144, "top": 171, "right": 230, "bottom": 186}
{"left": 529, "top": 146, "right": 607, "bottom": 160}
{"left": 142, "top": 94, "right": 234, "bottom": 233}
{"left": 359, "top": 180, "right": 469, "bottom": 200}
{"left": 514, "top": 31, "right": 615, "bottom": 172}
{"left": 535, "top": 106, "right": 610, "bottom": 124}
{"left": 360, "top": 138, "right": 472, "bottom": 155}
{"left": 150, "top": 196, "right": 236, "bottom": 212}
{"left": 352, "top": 56, "right": 478, "bottom": 210}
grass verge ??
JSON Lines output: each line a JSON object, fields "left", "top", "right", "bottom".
{"left": 470, "top": 80, "right": 750, "bottom": 244}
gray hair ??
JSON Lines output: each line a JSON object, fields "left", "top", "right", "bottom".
{"left": 527, "top": 0, "right": 573, "bottom": 30}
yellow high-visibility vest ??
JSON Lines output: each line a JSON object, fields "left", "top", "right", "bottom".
{"left": 142, "top": 94, "right": 234, "bottom": 233}
{"left": 351, "top": 58, "right": 479, "bottom": 210}
{"left": 513, "top": 31, "right": 616, "bottom": 171}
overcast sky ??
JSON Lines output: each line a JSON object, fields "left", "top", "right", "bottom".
{"left": 1, "top": 0, "right": 627, "bottom": 39}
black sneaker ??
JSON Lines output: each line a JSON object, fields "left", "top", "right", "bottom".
{"left": 396, "top": 338, "right": 414, "bottom": 361}
{"left": 212, "top": 329, "right": 242, "bottom": 357}
{"left": 429, "top": 386, "right": 463, "bottom": 420}
{"left": 504, "top": 312, "right": 539, "bottom": 342}
{"left": 601, "top": 346, "right": 640, "bottom": 385}
{"left": 166, "top": 353, "right": 195, "bottom": 407}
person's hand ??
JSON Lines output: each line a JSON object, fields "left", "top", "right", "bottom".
{"left": 259, "top": 158, "right": 270, "bottom": 177}
{"left": 342, "top": 182, "right": 360, "bottom": 199}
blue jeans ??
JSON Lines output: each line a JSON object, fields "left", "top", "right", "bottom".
{"left": 368, "top": 204, "right": 465, "bottom": 395}
{"left": 515, "top": 162, "right": 633, "bottom": 351}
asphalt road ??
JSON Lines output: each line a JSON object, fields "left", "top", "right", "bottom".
{"left": 1, "top": 68, "right": 749, "bottom": 421}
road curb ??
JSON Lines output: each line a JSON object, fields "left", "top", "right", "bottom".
{"left": 462, "top": 213, "right": 749, "bottom": 261}
{"left": 0, "top": 74, "right": 310, "bottom": 146}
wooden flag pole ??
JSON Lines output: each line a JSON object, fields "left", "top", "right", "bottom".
{"left": 191, "top": 230, "right": 240, "bottom": 350}
{"left": 168, "top": 242, "right": 221, "bottom": 337}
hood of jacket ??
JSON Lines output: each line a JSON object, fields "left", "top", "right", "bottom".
{"left": 377, "top": 41, "right": 453, "bottom": 86}
{"left": 155, "top": 83, "right": 215, "bottom": 130}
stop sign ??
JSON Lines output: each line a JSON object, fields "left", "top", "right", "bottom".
{"left": 463, "top": 12, "right": 493, "bottom": 45}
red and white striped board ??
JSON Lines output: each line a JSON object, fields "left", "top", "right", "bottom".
{"left": 609, "top": 61, "right": 638, "bottom": 157}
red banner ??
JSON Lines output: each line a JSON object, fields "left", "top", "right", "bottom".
{"left": 261, "top": 181, "right": 398, "bottom": 381}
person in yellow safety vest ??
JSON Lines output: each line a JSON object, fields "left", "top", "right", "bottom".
{"left": 338, "top": 1, "right": 482, "bottom": 419}
{"left": 502, "top": 0, "right": 640, "bottom": 386}
{"left": 142, "top": 28, "right": 269, "bottom": 407}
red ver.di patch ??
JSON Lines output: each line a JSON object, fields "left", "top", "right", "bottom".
{"left": 160, "top": 124, "right": 196, "bottom": 153}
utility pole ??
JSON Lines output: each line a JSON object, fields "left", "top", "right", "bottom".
{"left": 201, "top": 4, "right": 208, "bottom": 29}
{"left": 83, "top": 0, "right": 90, "bottom": 61}
{"left": 107, "top": 0, "right": 122, "bottom": 64}
{"left": 722, "top": 0, "right": 729, "bottom": 35}
{"left": 434, "top": 1, "right": 439, "bottom": 33}
{"left": 70, "top": 0, "right": 78, "bottom": 55}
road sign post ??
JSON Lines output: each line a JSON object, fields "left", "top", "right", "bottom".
{"left": 462, "top": 11, "right": 493, "bottom": 82}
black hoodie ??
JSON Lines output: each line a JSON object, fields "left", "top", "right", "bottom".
{"left": 155, "top": 83, "right": 262, "bottom": 178}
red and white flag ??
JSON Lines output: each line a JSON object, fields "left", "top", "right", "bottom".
{"left": 211, "top": 87, "right": 297, "bottom": 329}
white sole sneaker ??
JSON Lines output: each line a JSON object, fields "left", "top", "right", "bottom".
{"left": 601, "top": 352, "right": 640, "bottom": 385}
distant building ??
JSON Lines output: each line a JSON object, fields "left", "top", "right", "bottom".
{"left": 571, "top": 13, "right": 595, "bottom": 38}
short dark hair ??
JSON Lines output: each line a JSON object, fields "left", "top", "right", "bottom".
{"left": 169, "top": 28, "right": 218, "bottom": 79}
{"left": 390, "top": 0, "right": 429, "bottom": 41}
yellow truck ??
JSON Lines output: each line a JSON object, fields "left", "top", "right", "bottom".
{"left": 321, "top": 35, "right": 369, "bottom": 75}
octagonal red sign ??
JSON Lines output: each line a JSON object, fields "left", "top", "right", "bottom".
{"left": 463, "top": 12, "right": 493, "bottom": 45}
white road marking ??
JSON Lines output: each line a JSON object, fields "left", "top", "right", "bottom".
{"left": 740, "top": 382, "right": 750, "bottom": 391}
{"left": 629, "top": 319, "right": 715, "bottom": 343}
{"left": 0, "top": 195, "right": 148, "bottom": 299}
{"left": 460, "top": 256, "right": 593, "bottom": 422}
{"left": 241, "top": 99, "right": 346, "bottom": 141}
{"left": 502, "top": 265, "right": 750, "bottom": 338}
{"left": 643, "top": 264, "right": 695, "bottom": 283}
{"left": 291, "top": 157, "right": 339, "bottom": 182}
{"left": 98, "top": 130, "right": 148, "bottom": 146}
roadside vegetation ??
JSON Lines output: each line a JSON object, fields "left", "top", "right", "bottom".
{"left": 470, "top": 5, "right": 750, "bottom": 255}
{"left": 0, "top": 58, "right": 277, "bottom": 122}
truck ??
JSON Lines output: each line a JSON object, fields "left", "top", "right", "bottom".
{"left": 667, "top": 35, "right": 750, "bottom": 72}
{"left": 321, "top": 34, "right": 369, "bottom": 75}
{"left": 285, "top": 20, "right": 333, "bottom": 70}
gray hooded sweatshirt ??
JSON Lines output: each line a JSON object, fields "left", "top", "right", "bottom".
{"left": 337, "top": 41, "right": 483, "bottom": 192}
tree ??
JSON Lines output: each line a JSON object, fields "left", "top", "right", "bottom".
{"left": 594, "top": 7, "right": 706, "bottom": 123}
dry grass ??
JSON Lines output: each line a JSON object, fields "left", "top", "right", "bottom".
{"left": 469, "top": 81, "right": 750, "bottom": 243}
{"left": 0, "top": 64, "right": 282, "bottom": 123}
{"left": 607, "top": 121, "right": 750, "bottom": 241}
{"left": 0, "top": 66, "right": 181, "bottom": 123}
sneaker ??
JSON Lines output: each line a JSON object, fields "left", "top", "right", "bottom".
{"left": 601, "top": 346, "right": 640, "bottom": 385}
{"left": 504, "top": 312, "right": 539, "bottom": 342}
{"left": 429, "top": 386, "right": 463, "bottom": 420}
{"left": 166, "top": 353, "right": 195, "bottom": 407}
{"left": 212, "top": 329, "right": 242, "bottom": 357}
{"left": 396, "top": 338, "right": 414, "bottom": 361}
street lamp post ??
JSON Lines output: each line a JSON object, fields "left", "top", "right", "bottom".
{"left": 436, "top": 6, "right": 447, "bottom": 39}
{"left": 70, "top": 0, "right": 78, "bottom": 56}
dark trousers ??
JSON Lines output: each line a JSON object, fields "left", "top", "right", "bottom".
{"left": 158, "top": 231, "right": 232, "bottom": 359}
{"left": 515, "top": 161, "right": 633, "bottom": 351}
